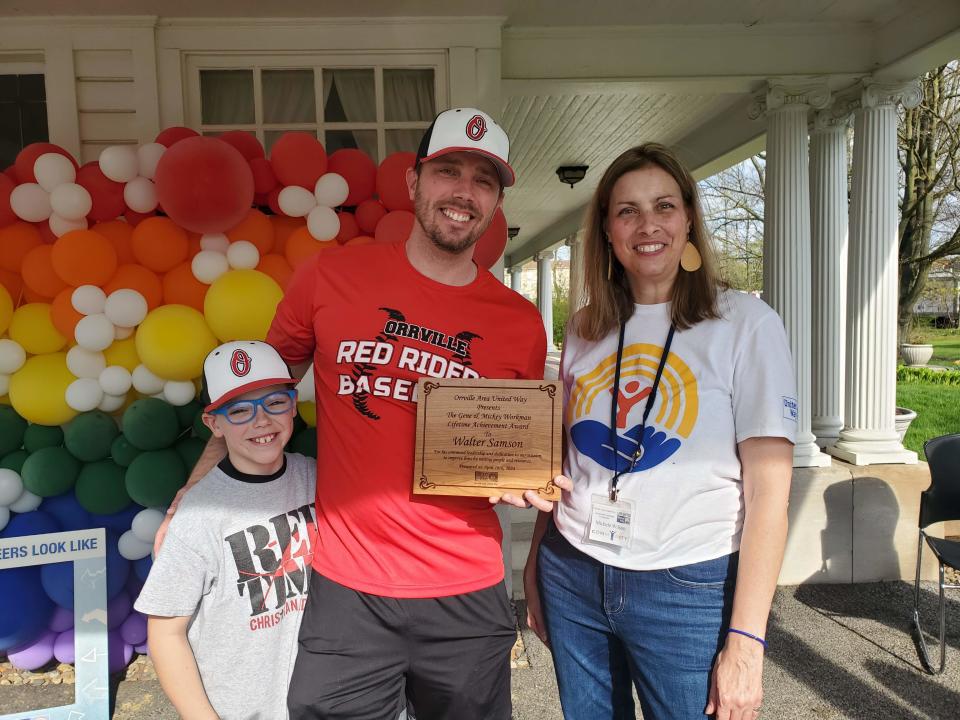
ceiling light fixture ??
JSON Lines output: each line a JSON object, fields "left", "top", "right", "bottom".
{"left": 556, "top": 165, "right": 588, "bottom": 189}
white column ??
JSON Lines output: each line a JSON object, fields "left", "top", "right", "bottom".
{"left": 566, "top": 233, "right": 584, "bottom": 313}
{"left": 758, "top": 81, "right": 832, "bottom": 468}
{"left": 536, "top": 251, "right": 558, "bottom": 352}
{"left": 810, "top": 110, "right": 849, "bottom": 448}
{"left": 829, "top": 80, "right": 921, "bottom": 466}
{"left": 509, "top": 266, "right": 524, "bottom": 293}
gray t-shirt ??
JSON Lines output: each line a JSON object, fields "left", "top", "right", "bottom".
{"left": 135, "top": 452, "right": 316, "bottom": 720}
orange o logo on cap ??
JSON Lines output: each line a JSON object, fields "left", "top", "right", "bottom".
{"left": 466, "top": 115, "right": 487, "bottom": 141}
{"left": 230, "top": 349, "right": 252, "bottom": 377}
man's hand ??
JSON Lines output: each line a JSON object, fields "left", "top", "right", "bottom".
{"left": 489, "top": 475, "right": 573, "bottom": 512}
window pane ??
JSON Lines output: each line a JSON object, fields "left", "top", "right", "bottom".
{"left": 0, "top": 76, "right": 17, "bottom": 101}
{"left": 21, "top": 102, "right": 48, "bottom": 146}
{"left": 19, "top": 74, "right": 46, "bottom": 102}
{"left": 323, "top": 69, "right": 375, "bottom": 123}
{"left": 265, "top": 129, "right": 317, "bottom": 155}
{"left": 0, "top": 104, "right": 20, "bottom": 167}
{"left": 263, "top": 69, "right": 316, "bottom": 124}
{"left": 325, "top": 130, "right": 377, "bottom": 161}
{"left": 386, "top": 129, "right": 425, "bottom": 156}
{"left": 200, "top": 69, "right": 254, "bottom": 125}
{"left": 383, "top": 69, "right": 434, "bottom": 122}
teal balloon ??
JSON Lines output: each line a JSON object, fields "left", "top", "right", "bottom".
{"left": 125, "top": 450, "right": 186, "bottom": 507}
{"left": 0, "top": 450, "right": 29, "bottom": 474}
{"left": 23, "top": 424, "right": 64, "bottom": 453}
{"left": 65, "top": 411, "right": 119, "bottom": 462}
{"left": 122, "top": 399, "right": 179, "bottom": 451}
{"left": 0, "top": 406, "right": 27, "bottom": 456}
{"left": 110, "top": 435, "right": 141, "bottom": 468}
{"left": 76, "top": 460, "right": 130, "bottom": 515}
{"left": 21, "top": 447, "right": 81, "bottom": 498}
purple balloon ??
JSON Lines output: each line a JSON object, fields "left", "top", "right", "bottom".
{"left": 126, "top": 571, "right": 144, "bottom": 599}
{"left": 48, "top": 606, "right": 74, "bottom": 633}
{"left": 107, "top": 589, "right": 131, "bottom": 630}
{"left": 107, "top": 630, "right": 134, "bottom": 673}
{"left": 120, "top": 611, "right": 147, "bottom": 646}
{"left": 134, "top": 641, "right": 149, "bottom": 655}
{"left": 8, "top": 630, "right": 56, "bottom": 671}
{"left": 54, "top": 629, "right": 75, "bottom": 664}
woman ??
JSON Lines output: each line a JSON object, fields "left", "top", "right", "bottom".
{"left": 524, "top": 144, "right": 795, "bottom": 720}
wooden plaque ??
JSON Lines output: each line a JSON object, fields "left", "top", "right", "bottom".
{"left": 413, "top": 378, "right": 562, "bottom": 499}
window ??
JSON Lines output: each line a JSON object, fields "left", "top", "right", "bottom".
{"left": 187, "top": 54, "right": 443, "bottom": 161}
{"left": 0, "top": 74, "right": 47, "bottom": 168}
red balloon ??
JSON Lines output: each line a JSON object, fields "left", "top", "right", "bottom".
{"left": 266, "top": 187, "right": 283, "bottom": 216}
{"left": 376, "top": 152, "right": 415, "bottom": 212}
{"left": 328, "top": 149, "right": 376, "bottom": 207}
{"left": 0, "top": 174, "right": 16, "bottom": 228}
{"left": 355, "top": 199, "right": 387, "bottom": 234}
{"left": 154, "top": 136, "right": 255, "bottom": 234}
{"left": 270, "top": 132, "right": 327, "bottom": 189}
{"left": 335, "top": 211, "right": 360, "bottom": 244}
{"left": 472, "top": 208, "right": 508, "bottom": 270}
{"left": 374, "top": 210, "right": 415, "bottom": 245}
{"left": 2, "top": 165, "right": 17, "bottom": 184}
{"left": 15, "top": 143, "right": 77, "bottom": 184}
{"left": 76, "top": 162, "right": 125, "bottom": 221}
{"left": 220, "top": 130, "right": 264, "bottom": 161}
{"left": 124, "top": 209, "right": 155, "bottom": 227}
{"left": 249, "top": 157, "right": 278, "bottom": 195}
{"left": 155, "top": 126, "right": 200, "bottom": 148}
{"left": 35, "top": 221, "right": 57, "bottom": 244}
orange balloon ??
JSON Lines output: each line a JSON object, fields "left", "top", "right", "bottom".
{"left": 131, "top": 216, "right": 189, "bottom": 273}
{"left": 0, "top": 268, "right": 23, "bottom": 305}
{"left": 22, "top": 285, "right": 52, "bottom": 303}
{"left": 103, "top": 264, "right": 163, "bottom": 310}
{"left": 91, "top": 220, "right": 135, "bottom": 264}
{"left": 347, "top": 235, "right": 374, "bottom": 246}
{"left": 0, "top": 222, "right": 43, "bottom": 273}
{"left": 270, "top": 215, "right": 305, "bottom": 257}
{"left": 51, "top": 229, "right": 118, "bottom": 286}
{"left": 50, "top": 286, "right": 84, "bottom": 338}
{"left": 162, "top": 261, "right": 208, "bottom": 312}
{"left": 227, "top": 209, "right": 274, "bottom": 255}
{"left": 21, "top": 245, "right": 67, "bottom": 298}
{"left": 187, "top": 231, "right": 203, "bottom": 258}
{"left": 285, "top": 227, "right": 336, "bottom": 269}
{"left": 257, "top": 253, "right": 294, "bottom": 290}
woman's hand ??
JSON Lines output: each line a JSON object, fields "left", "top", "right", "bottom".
{"left": 705, "top": 632, "right": 765, "bottom": 719}
{"left": 523, "top": 553, "right": 549, "bottom": 647}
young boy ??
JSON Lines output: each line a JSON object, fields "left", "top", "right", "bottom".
{"left": 135, "top": 340, "right": 316, "bottom": 720}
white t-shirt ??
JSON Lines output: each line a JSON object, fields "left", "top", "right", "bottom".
{"left": 555, "top": 289, "right": 797, "bottom": 570}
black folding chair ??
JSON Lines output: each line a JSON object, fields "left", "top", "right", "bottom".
{"left": 912, "top": 433, "right": 960, "bottom": 674}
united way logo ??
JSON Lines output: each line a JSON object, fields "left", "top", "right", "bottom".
{"left": 568, "top": 343, "right": 699, "bottom": 473}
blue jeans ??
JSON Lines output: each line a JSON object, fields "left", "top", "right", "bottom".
{"left": 537, "top": 521, "right": 737, "bottom": 720}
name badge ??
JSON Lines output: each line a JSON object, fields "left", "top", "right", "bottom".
{"left": 587, "top": 494, "right": 634, "bottom": 548}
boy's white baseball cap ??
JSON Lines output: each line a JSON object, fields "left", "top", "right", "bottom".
{"left": 416, "top": 108, "right": 515, "bottom": 187}
{"left": 202, "top": 340, "right": 296, "bottom": 412}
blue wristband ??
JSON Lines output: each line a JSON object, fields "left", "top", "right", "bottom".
{"left": 728, "top": 627, "right": 767, "bottom": 649}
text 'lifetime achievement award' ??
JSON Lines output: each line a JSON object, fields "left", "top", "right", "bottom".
{"left": 413, "top": 378, "right": 562, "bottom": 498}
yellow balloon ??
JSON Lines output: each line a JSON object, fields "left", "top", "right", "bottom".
{"left": 0, "top": 284, "right": 12, "bottom": 336}
{"left": 103, "top": 336, "right": 140, "bottom": 372}
{"left": 204, "top": 269, "right": 282, "bottom": 342}
{"left": 9, "top": 303, "right": 66, "bottom": 355}
{"left": 297, "top": 401, "right": 316, "bottom": 428}
{"left": 9, "top": 352, "right": 78, "bottom": 425}
{"left": 135, "top": 304, "right": 217, "bottom": 381}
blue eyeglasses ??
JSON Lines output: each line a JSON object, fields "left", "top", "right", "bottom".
{"left": 210, "top": 389, "right": 297, "bottom": 425}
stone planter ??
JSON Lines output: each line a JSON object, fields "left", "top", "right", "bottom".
{"left": 895, "top": 406, "right": 917, "bottom": 442}
{"left": 900, "top": 343, "right": 934, "bottom": 367}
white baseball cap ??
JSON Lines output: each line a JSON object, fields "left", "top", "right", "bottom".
{"left": 416, "top": 108, "right": 515, "bottom": 187}
{"left": 202, "top": 340, "right": 297, "bottom": 412}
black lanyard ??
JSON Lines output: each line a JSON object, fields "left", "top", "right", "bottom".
{"left": 608, "top": 321, "right": 676, "bottom": 501}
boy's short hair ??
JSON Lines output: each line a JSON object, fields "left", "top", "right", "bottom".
{"left": 202, "top": 341, "right": 297, "bottom": 412}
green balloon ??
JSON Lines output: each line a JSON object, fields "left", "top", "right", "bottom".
{"left": 175, "top": 399, "right": 203, "bottom": 430}
{"left": 122, "top": 399, "right": 180, "bottom": 451}
{"left": 292, "top": 412, "right": 307, "bottom": 436}
{"left": 0, "top": 406, "right": 27, "bottom": 456}
{"left": 75, "top": 460, "right": 130, "bottom": 515}
{"left": 64, "top": 411, "right": 119, "bottom": 462}
{"left": 289, "top": 427, "right": 317, "bottom": 458}
{"left": 21, "top": 446, "right": 81, "bottom": 498}
{"left": 192, "top": 411, "right": 212, "bottom": 441}
{"left": 0, "top": 450, "right": 29, "bottom": 474}
{"left": 125, "top": 449, "right": 186, "bottom": 507}
{"left": 175, "top": 436, "right": 206, "bottom": 474}
{"left": 23, "top": 424, "right": 64, "bottom": 453}
{"left": 111, "top": 435, "right": 142, "bottom": 468}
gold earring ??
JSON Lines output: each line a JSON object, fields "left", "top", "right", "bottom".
{"left": 607, "top": 250, "right": 612, "bottom": 280}
{"left": 680, "top": 242, "right": 702, "bottom": 272}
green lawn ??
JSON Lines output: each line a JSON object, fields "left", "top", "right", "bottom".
{"left": 897, "top": 381, "right": 960, "bottom": 459}
{"left": 917, "top": 327, "right": 960, "bottom": 366}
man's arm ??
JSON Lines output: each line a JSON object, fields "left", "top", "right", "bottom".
{"left": 147, "top": 615, "right": 220, "bottom": 720}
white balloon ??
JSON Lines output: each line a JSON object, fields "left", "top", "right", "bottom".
{"left": 307, "top": 205, "right": 340, "bottom": 241}
{"left": 66, "top": 377, "right": 104, "bottom": 412}
{"left": 66, "top": 346, "right": 106, "bottom": 379}
{"left": 71, "top": 285, "right": 107, "bottom": 316}
{"left": 0, "top": 373, "right": 8, "bottom": 397}
{"left": 104, "top": 289, "right": 148, "bottom": 327}
{"left": 49, "top": 182, "right": 92, "bottom": 220}
{"left": 163, "top": 380, "right": 196, "bottom": 406}
{"left": 226, "top": 240, "right": 259, "bottom": 270}
{"left": 99, "top": 365, "right": 132, "bottom": 395}
{"left": 48, "top": 213, "right": 88, "bottom": 237}
{"left": 0, "top": 469, "right": 24, "bottom": 507}
{"left": 123, "top": 176, "right": 158, "bottom": 214}
{"left": 10, "top": 183, "right": 52, "bottom": 222}
{"left": 132, "top": 364, "right": 165, "bottom": 395}
{"left": 200, "top": 233, "right": 230, "bottom": 253}
{"left": 191, "top": 250, "right": 229, "bottom": 284}
{"left": 74, "top": 313, "right": 115, "bottom": 352}
{"left": 314, "top": 173, "right": 350, "bottom": 208}
{"left": 132, "top": 508, "right": 166, "bottom": 543}
{"left": 114, "top": 325, "right": 134, "bottom": 340}
{"left": 137, "top": 143, "right": 166, "bottom": 180}
{"left": 97, "top": 392, "right": 127, "bottom": 413}
{"left": 33, "top": 153, "right": 76, "bottom": 192}
{"left": 9, "top": 489, "right": 41, "bottom": 513}
{"left": 0, "top": 339, "right": 26, "bottom": 374}
{"left": 0, "top": 506, "right": 8, "bottom": 533}
{"left": 99, "top": 145, "right": 139, "bottom": 183}
{"left": 118, "top": 530, "right": 153, "bottom": 561}
{"left": 295, "top": 364, "right": 315, "bottom": 403}
{"left": 278, "top": 185, "right": 317, "bottom": 218}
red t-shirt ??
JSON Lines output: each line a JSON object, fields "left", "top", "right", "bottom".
{"left": 267, "top": 241, "right": 547, "bottom": 598}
